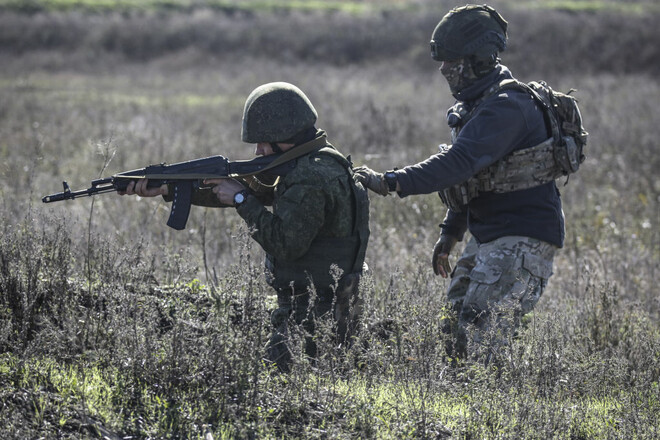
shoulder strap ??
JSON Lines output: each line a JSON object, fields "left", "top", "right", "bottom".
{"left": 483, "top": 79, "right": 551, "bottom": 113}
{"left": 313, "top": 141, "right": 370, "bottom": 274}
{"left": 232, "top": 133, "right": 328, "bottom": 177}
{"left": 492, "top": 79, "right": 559, "bottom": 141}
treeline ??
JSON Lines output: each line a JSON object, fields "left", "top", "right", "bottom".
{"left": 1, "top": 5, "right": 659, "bottom": 76}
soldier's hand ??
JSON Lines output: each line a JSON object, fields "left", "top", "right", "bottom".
{"left": 204, "top": 178, "right": 246, "bottom": 205}
{"left": 353, "top": 166, "right": 389, "bottom": 196}
{"left": 119, "top": 179, "right": 168, "bottom": 197}
{"left": 432, "top": 234, "right": 458, "bottom": 278}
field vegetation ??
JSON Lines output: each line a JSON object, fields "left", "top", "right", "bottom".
{"left": 0, "top": 0, "right": 659, "bottom": 438}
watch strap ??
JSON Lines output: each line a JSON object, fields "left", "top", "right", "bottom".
{"left": 384, "top": 171, "right": 397, "bottom": 192}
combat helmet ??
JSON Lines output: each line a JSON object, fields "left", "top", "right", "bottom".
{"left": 242, "top": 82, "right": 318, "bottom": 144}
{"left": 430, "top": 4, "right": 508, "bottom": 64}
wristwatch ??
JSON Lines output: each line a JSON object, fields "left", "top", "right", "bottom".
{"left": 233, "top": 190, "right": 249, "bottom": 207}
{"left": 384, "top": 171, "right": 398, "bottom": 192}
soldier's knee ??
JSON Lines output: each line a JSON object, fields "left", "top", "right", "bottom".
{"left": 271, "top": 306, "right": 291, "bottom": 330}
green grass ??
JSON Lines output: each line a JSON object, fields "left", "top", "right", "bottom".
{"left": 3, "top": 74, "right": 236, "bottom": 109}
{"left": 517, "top": 0, "right": 660, "bottom": 14}
{"left": 3, "top": 349, "right": 655, "bottom": 439}
{"left": 0, "top": 0, "right": 419, "bottom": 14}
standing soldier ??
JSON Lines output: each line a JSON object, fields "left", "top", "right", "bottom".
{"left": 356, "top": 5, "right": 563, "bottom": 363}
{"left": 124, "top": 82, "right": 370, "bottom": 372}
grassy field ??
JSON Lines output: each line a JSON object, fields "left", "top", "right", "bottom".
{"left": 0, "top": 0, "right": 658, "bottom": 14}
{"left": 0, "top": 0, "right": 659, "bottom": 438}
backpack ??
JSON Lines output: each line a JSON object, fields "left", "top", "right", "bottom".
{"left": 499, "top": 79, "right": 588, "bottom": 176}
{"left": 438, "top": 79, "right": 589, "bottom": 212}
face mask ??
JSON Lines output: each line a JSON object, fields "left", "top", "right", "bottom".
{"left": 440, "top": 58, "right": 479, "bottom": 94}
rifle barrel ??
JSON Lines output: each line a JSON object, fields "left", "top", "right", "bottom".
{"left": 42, "top": 180, "right": 117, "bottom": 203}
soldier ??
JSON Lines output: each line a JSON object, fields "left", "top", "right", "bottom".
{"left": 123, "top": 82, "right": 370, "bottom": 372}
{"left": 356, "top": 5, "right": 563, "bottom": 363}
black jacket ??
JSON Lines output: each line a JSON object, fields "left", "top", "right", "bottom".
{"left": 394, "top": 65, "right": 565, "bottom": 247}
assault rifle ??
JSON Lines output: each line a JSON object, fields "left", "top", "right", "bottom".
{"left": 42, "top": 135, "right": 327, "bottom": 230}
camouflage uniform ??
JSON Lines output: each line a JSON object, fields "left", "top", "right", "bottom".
{"left": 235, "top": 133, "right": 369, "bottom": 371}
{"left": 163, "top": 82, "right": 368, "bottom": 372}
{"left": 445, "top": 236, "right": 555, "bottom": 359}
{"left": 173, "top": 130, "right": 369, "bottom": 371}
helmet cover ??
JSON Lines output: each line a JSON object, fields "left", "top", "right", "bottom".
{"left": 242, "top": 82, "right": 318, "bottom": 143}
{"left": 430, "top": 4, "right": 508, "bottom": 62}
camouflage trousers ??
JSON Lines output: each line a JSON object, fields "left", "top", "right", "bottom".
{"left": 266, "top": 272, "right": 362, "bottom": 372}
{"left": 444, "top": 235, "right": 556, "bottom": 362}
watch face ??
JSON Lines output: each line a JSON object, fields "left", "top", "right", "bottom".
{"left": 234, "top": 192, "right": 246, "bottom": 205}
{"left": 385, "top": 172, "right": 397, "bottom": 191}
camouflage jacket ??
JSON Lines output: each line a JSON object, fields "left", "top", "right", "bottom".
{"left": 237, "top": 138, "right": 368, "bottom": 291}
{"left": 181, "top": 132, "right": 369, "bottom": 291}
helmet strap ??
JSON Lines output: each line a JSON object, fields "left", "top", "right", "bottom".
{"left": 269, "top": 142, "right": 284, "bottom": 154}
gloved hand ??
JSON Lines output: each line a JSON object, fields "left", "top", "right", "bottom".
{"left": 432, "top": 234, "right": 458, "bottom": 278}
{"left": 353, "top": 166, "right": 389, "bottom": 196}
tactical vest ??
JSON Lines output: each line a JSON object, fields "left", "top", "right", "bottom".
{"left": 266, "top": 145, "right": 370, "bottom": 292}
{"left": 439, "top": 79, "right": 587, "bottom": 212}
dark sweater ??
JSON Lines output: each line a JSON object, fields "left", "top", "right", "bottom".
{"left": 394, "top": 65, "right": 565, "bottom": 247}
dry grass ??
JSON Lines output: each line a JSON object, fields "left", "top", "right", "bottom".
{"left": 0, "top": 3, "right": 659, "bottom": 439}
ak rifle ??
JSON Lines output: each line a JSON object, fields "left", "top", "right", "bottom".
{"left": 43, "top": 150, "right": 302, "bottom": 230}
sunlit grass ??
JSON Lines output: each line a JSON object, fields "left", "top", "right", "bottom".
{"left": 0, "top": 74, "right": 239, "bottom": 108}
{"left": 517, "top": 0, "right": 659, "bottom": 14}
{"left": 0, "top": 0, "right": 418, "bottom": 13}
